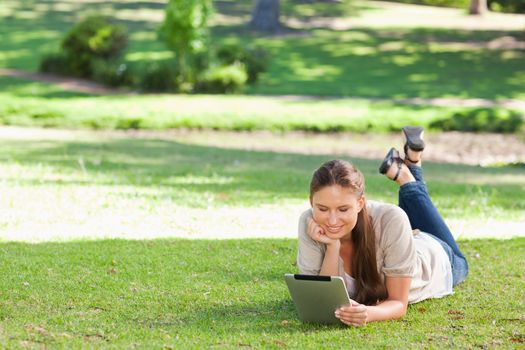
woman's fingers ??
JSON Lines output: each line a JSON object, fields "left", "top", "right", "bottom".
{"left": 336, "top": 304, "right": 368, "bottom": 326}
{"left": 338, "top": 317, "right": 366, "bottom": 327}
{"left": 339, "top": 316, "right": 366, "bottom": 327}
{"left": 339, "top": 305, "right": 366, "bottom": 314}
{"left": 307, "top": 218, "right": 324, "bottom": 242}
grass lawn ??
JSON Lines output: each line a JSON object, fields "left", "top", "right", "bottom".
{"left": 0, "top": 238, "right": 523, "bottom": 348}
{"left": 0, "top": 1, "right": 524, "bottom": 346}
{"left": 1, "top": 76, "right": 522, "bottom": 133}
{"left": 1, "top": 129, "right": 524, "bottom": 241}
{"left": 1, "top": 0, "right": 524, "bottom": 100}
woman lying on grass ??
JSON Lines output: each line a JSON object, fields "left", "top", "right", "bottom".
{"left": 297, "top": 126, "right": 468, "bottom": 326}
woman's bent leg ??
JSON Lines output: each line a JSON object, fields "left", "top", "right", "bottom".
{"left": 398, "top": 176, "right": 466, "bottom": 260}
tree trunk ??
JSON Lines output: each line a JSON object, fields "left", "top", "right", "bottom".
{"left": 250, "top": 0, "right": 280, "bottom": 33}
{"left": 469, "top": 0, "right": 488, "bottom": 15}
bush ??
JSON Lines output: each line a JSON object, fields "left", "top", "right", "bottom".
{"left": 488, "top": 0, "right": 524, "bottom": 13}
{"left": 39, "top": 52, "right": 71, "bottom": 75}
{"left": 139, "top": 62, "right": 180, "bottom": 92}
{"left": 384, "top": 0, "right": 469, "bottom": 7}
{"left": 61, "top": 15, "right": 128, "bottom": 78}
{"left": 195, "top": 64, "right": 248, "bottom": 94}
{"left": 115, "top": 117, "right": 143, "bottom": 130}
{"left": 216, "top": 44, "right": 269, "bottom": 84}
{"left": 158, "top": 0, "right": 212, "bottom": 82}
{"left": 430, "top": 108, "right": 524, "bottom": 133}
{"left": 92, "top": 60, "right": 137, "bottom": 87}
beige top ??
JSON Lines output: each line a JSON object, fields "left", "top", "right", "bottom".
{"left": 296, "top": 200, "right": 453, "bottom": 304}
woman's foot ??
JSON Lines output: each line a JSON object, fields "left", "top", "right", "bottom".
{"left": 402, "top": 126, "right": 425, "bottom": 166}
{"left": 404, "top": 146, "right": 423, "bottom": 167}
{"left": 379, "top": 148, "right": 416, "bottom": 185}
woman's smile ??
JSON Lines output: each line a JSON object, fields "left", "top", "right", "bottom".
{"left": 311, "top": 184, "right": 365, "bottom": 240}
{"left": 325, "top": 225, "right": 344, "bottom": 233}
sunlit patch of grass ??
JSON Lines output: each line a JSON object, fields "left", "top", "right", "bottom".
{"left": 0, "top": 129, "right": 523, "bottom": 243}
{"left": 391, "top": 54, "right": 419, "bottom": 66}
{"left": 0, "top": 238, "right": 522, "bottom": 347}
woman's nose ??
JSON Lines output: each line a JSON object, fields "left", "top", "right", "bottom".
{"left": 328, "top": 213, "right": 338, "bottom": 225}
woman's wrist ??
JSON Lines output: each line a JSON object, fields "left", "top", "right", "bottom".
{"left": 319, "top": 240, "right": 341, "bottom": 276}
{"left": 326, "top": 239, "right": 341, "bottom": 250}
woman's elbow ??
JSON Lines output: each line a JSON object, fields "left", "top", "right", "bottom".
{"left": 388, "top": 300, "right": 408, "bottom": 320}
{"left": 396, "top": 301, "right": 408, "bottom": 319}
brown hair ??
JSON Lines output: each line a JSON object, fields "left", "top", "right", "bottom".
{"left": 310, "top": 159, "right": 387, "bottom": 305}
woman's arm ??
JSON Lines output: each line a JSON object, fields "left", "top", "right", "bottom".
{"left": 318, "top": 240, "right": 341, "bottom": 276}
{"left": 307, "top": 217, "right": 341, "bottom": 276}
{"left": 335, "top": 276, "right": 411, "bottom": 326}
{"left": 366, "top": 276, "right": 411, "bottom": 321}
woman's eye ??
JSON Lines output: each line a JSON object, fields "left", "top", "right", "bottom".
{"left": 339, "top": 208, "right": 348, "bottom": 212}
{"left": 318, "top": 208, "right": 327, "bottom": 212}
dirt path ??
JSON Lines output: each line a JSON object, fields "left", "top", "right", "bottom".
{"left": 0, "top": 68, "right": 125, "bottom": 95}
{"left": 1, "top": 126, "right": 524, "bottom": 166}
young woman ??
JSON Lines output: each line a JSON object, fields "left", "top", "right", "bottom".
{"left": 297, "top": 126, "right": 468, "bottom": 326}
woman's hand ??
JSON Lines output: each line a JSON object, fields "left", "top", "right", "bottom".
{"left": 307, "top": 217, "right": 339, "bottom": 246}
{"left": 335, "top": 300, "right": 368, "bottom": 327}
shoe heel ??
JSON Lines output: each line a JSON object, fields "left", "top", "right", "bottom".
{"left": 402, "top": 126, "right": 425, "bottom": 152}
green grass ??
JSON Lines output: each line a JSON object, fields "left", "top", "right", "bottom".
{"left": 0, "top": 76, "right": 522, "bottom": 133}
{"left": 1, "top": 0, "right": 524, "bottom": 99}
{"left": 243, "top": 28, "right": 525, "bottom": 99}
{"left": 0, "top": 238, "right": 523, "bottom": 348}
{"left": 1, "top": 132, "right": 524, "bottom": 229}
{"left": 0, "top": 2, "right": 523, "bottom": 346}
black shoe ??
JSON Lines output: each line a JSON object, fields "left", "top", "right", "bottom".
{"left": 379, "top": 147, "right": 403, "bottom": 181}
{"left": 402, "top": 126, "right": 425, "bottom": 163}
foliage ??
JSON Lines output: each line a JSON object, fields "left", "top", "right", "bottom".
{"left": 395, "top": 0, "right": 525, "bottom": 12}
{"left": 60, "top": 15, "right": 128, "bottom": 78}
{"left": 138, "top": 61, "right": 180, "bottom": 92}
{"left": 92, "top": 60, "right": 137, "bottom": 87}
{"left": 216, "top": 44, "right": 269, "bottom": 84}
{"left": 158, "top": 0, "right": 213, "bottom": 82}
{"left": 38, "top": 52, "right": 71, "bottom": 75}
{"left": 430, "top": 108, "right": 524, "bottom": 133}
{"left": 383, "top": 0, "right": 469, "bottom": 7}
{"left": 195, "top": 63, "right": 248, "bottom": 94}
{"left": 488, "top": 0, "right": 525, "bottom": 13}
{"left": 385, "top": 0, "right": 523, "bottom": 12}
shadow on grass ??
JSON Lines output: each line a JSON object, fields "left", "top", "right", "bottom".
{"left": 0, "top": 76, "right": 96, "bottom": 98}
{"left": 1, "top": 136, "right": 525, "bottom": 211}
{"left": 240, "top": 27, "right": 525, "bottom": 99}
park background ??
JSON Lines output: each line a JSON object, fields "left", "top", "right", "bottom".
{"left": 0, "top": 0, "right": 524, "bottom": 348}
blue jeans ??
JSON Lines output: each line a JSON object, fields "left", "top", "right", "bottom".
{"left": 398, "top": 165, "right": 468, "bottom": 286}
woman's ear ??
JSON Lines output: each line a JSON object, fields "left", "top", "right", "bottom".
{"left": 357, "top": 195, "right": 365, "bottom": 213}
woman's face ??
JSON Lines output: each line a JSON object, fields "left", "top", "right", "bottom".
{"left": 311, "top": 185, "right": 365, "bottom": 241}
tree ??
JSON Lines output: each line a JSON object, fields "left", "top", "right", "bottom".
{"left": 469, "top": 0, "right": 488, "bottom": 15}
{"left": 158, "top": 0, "right": 212, "bottom": 82}
{"left": 250, "top": 0, "right": 281, "bottom": 33}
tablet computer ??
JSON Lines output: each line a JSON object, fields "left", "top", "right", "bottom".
{"left": 284, "top": 273, "right": 351, "bottom": 324}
